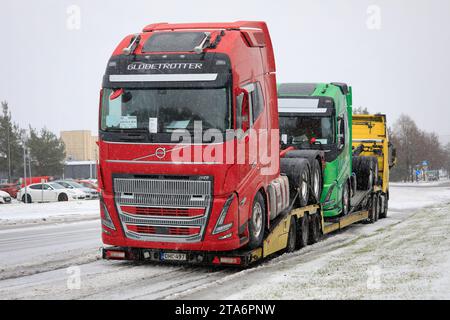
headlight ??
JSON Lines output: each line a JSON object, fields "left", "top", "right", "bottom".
{"left": 212, "top": 194, "right": 235, "bottom": 235}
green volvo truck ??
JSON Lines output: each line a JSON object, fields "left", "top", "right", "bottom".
{"left": 278, "top": 83, "right": 379, "bottom": 219}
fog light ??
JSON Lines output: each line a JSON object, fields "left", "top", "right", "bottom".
{"left": 218, "top": 233, "right": 232, "bottom": 240}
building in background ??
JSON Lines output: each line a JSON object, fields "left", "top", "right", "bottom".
{"left": 60, "top": 130, "right": 98, "bottom": 161}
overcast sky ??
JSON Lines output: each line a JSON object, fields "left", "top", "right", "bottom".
{"left": 1, "top": 0, "right": 449, "bottom": 143}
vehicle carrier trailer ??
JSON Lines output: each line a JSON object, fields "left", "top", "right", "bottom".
{"left": 99, "top": 22, "right": 392, "bottom": 267}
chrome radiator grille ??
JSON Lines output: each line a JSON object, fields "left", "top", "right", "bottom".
{"left": 113, "top": 177, "right": 212, "bottom": 243}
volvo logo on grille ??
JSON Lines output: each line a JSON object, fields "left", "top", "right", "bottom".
{"left": 155, "top": 147, "right": 167, "bottom": 159}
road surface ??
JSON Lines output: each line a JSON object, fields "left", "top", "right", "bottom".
{"left": 0, "top": 182, "right": 449, "bottom": 299}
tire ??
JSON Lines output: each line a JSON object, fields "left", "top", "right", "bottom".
{"left": 21, "top": 194, "right": 32, "bottom": 203}
{"left": 286, "top": 217, "right": 297, "bottom": 253}
{"left": 353, "top": 156, "right": 378, "bottom": 191}
{"left": 247, "top": 192, "right": 266, "bottom": 249}
{"left": 367, "top": 193, "right": 379, "bottom": 223}
{"left": 375, "top": 194, "right": 381, "bottom": 222}
{"left": 341, "top": 182, "right": 350, "bottom": 216}
{"left": 309, "top": 160, "right": 322, "bottom": 204}
{"left": 371, "top": 158, "right": 379, "bottom": 187}
{"left": 280, "top": 158, "right": 311, "bottom": 207}
{"left": 296, "top": 214, "right": 309, "bottom": 249}
{"left": 58, "top": 193, "right": 69, "bottom": 202}
{"left": 379, "top": 194, "right": 388, "bottom": 219}
{"left": 308, "top": 213, "right": 321, "bottom": 245}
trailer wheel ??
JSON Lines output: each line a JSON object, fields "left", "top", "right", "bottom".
{"left": 308, "top": 213, "right": 321, "bottom": 245}
{"left": 296, "top": 214, "right": 309, "bottom": 249}
{"left": 286, "top": 217, "right": 297, "bottom": 253}
{"left": 247, "top": 192, "right": 266, "bottom": 249}
{"left": 310, "top": 160, "right": 322, "bottom": 204}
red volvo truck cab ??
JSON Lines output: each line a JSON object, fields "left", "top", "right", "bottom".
{"left": 99, "top": 21, "right": 291, "bottom": 261}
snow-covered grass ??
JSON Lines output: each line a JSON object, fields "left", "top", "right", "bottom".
{"left": 0, "top": 200, "right": 100, "bottom": 226}
{"left": 390, "top": 179, "right": 449, "bottom": 188}
{"left": 389, "top": 181, "right": 450, "bottom": 211}
{"left": 177, "top": 181, "right": 450, "bottom": 300}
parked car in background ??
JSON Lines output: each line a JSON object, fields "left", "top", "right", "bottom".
{"left": 17, "top": 182, "right": 86, "bottom": 203}
{"left": 77, "top": 180, "right": 98, "bottom": 191}
{"left": 0, "top": 183, "right": 20, "bottom": 198}
{"left": 17, "top": 176, "right": 54, "bottom": 188}
{"left": 0, "top": 190, "right": 12, "bottom": 204}
{"left": 54, "top": 180, "right": 98, "bottom": 200}
{"left": 427, "top": 170, "right": 440, "bottom": 181}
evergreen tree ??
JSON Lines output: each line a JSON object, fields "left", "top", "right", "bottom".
{"left": 0, "top": 102, "right": 24, "bottom": 182}
{"left": 27, "top": 127, "right": 66, "bottom": 177}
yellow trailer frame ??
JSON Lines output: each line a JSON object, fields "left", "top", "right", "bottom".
{"left": 248, "top": 204, "right": 371, "bottom": 264}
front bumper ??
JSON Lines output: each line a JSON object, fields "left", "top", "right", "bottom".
{"left": 102, "top": 246, "right": 261, "bottom": 267}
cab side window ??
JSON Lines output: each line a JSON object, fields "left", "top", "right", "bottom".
{"left": 251, "top": 82, "right": 264, "bottom": 124}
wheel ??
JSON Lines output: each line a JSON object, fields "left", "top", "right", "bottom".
{"left": 375, "top": 194, "right": 381, "bottom": 222}
{"left": 297, "top": 163, "right": 310, "bottom": 207}
{"left": 247, "top": 192, "right": 266, "bottom": 249}
{"left": 21, "top": 194, "right": 32, "bottom": 203}
{"left": 379, "top": 194, "right": 388, "bottom": 219}
{"left": 308, "top": 213, "right": 321, "bottom": 245}
{"left": 58, "top": 193, "right": 69, "bottom": 202}
{"left": 341, "top": 182, "right": 350, "bottom": 216}
{"left": 353, "top": 156, "right": 378, "bottom": 190}
{"left": 309, "top": 160, "right": 322, "bottom": 204}
{"left": 280, "top": 158, "right": 311, "bottom": 207}
{"left": 286, "top": 217, "right": 297, "bottom": 253}
{"left": 367, "top": 193, "right": 379, "bottom": 223}
{"left": 370, "top": 158, "right": 379, "bottom": 187}
{"left": 296, "top": 214, "right": 309, "bottom": 249}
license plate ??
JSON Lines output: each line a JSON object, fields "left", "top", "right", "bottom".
{"left": 161, "top": 252, "right": 187, "bottom": 262}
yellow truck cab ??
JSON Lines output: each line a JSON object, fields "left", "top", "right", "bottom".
{"left": 352, "top": 114, "right": 397, "bottom": 219}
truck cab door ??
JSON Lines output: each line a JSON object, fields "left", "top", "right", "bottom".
{"left": 236, "top": 86, "right": 255, "bottom": 183}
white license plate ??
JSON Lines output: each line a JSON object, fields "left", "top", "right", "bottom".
{"left": 161, "top": 252, "right": 187, "bottom": 262}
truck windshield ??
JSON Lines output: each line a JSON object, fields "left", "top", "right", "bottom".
{"left": 101, "top": 88, "right": 231, "bottom": 133}
{"left": 279, "top": 115, "right": 335, "bottom": 145}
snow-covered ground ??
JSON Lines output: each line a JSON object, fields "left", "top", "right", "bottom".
{"left": 0, "top": 200, "right": 99, "bottom": 226}
{"left": 0, "top": 182, "right": 449, "bottom": 299}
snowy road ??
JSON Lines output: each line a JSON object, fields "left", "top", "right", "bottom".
{"left": 0, "top": 182, "right": 449, "bottom": 299}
